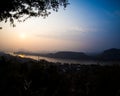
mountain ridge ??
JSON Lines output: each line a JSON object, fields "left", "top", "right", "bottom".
{"left": 13, "top": 48, "right": 120, "bottom": 61}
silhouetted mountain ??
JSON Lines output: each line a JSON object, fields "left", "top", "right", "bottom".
{"left": 1, "top": 51, "right": 120, "bottom": 96}
{"left": 98, "top": 48, "right": 120, "bottom": 61}
{"left": 103, "top": 48, "right": 120, "bottom": 55}
{"left": 14, "top": 48, "right": 120, "bottom": 61}
{"left": 45, "top": 51, "right": 90, "bottom": 60}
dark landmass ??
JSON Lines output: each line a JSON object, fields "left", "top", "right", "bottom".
{"left": 15, "top": 48, "right": 120, "bottom": 61}
{"left": 0, "top": 52, "right": 120, "bottom": 96}
{"left": 45, "top": 51, "right": 90, "bottom": 60}
{"left": 0, "top": 52, "right": 6, "bottom": 56}
{"left": 98, "top": 48, "right": 120, "bottom": 61}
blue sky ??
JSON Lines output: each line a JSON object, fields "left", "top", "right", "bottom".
{"left": 0, "top": 0, "right": 120, "bottom": 52}
{"left": 68, "top": 0, "right": 120, "bottom": 52}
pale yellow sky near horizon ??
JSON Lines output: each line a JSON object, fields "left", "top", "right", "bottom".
{"left": 0, "top": 8, "right": 86, "bottom": 52}
{"left": 1, "top": 0, "right": 119, "bottom": 53}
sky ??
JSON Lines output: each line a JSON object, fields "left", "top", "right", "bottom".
{"left": 0, "top": 0, "right": 120, "bottom": 53}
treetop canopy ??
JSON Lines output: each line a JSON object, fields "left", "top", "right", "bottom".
{"left": 0, "top": 0, "right": 69, "bottom": 26}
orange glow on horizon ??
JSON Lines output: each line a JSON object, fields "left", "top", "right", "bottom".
{"left": 19, "top": 33, "right": 27, "bottom": 39}
{"left": 18, "top": 54, "right": 25, "bottom": 58}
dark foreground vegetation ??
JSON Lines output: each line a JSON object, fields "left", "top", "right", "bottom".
{"left": 0, "top": 53, "right": 120, "bottom": 96}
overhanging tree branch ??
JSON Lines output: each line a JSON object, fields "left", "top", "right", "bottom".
{"left": 0, "top": 0, "right": 69, "bottom": 27}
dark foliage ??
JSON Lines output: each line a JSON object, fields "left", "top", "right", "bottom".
{"left": 0, "top": 0, "right": 69, "bottom": 26}
{"left": 0, "top": 55, "right": 120, "bottom": 96}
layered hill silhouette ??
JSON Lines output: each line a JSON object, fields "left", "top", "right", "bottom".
{"left": 15, "top": 48, "right": 120, "bottom": 61}
{"left": 1, "top": 50, "right": 120, "bottom": 96}
{"left": 45, "top": 51, "right": 90, "bottom": 60}
{"left": 98, "top": 48, "right": 120, "bottom": 61}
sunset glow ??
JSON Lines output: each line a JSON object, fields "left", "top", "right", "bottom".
{"left": 19, "top": 33, "right": 27, "bottom": 39}
{"left": 18, "top": 54, "right": 25, "bottom": 58}
{"left": 0, "top": 0, "right": 120, "bottom": 53}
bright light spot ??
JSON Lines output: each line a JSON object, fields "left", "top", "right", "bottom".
{"left": 18, "top": 54, "right": 25, "bottom": 58}
{"left": 20, "top": 33, "right": 26, "bottom": 39}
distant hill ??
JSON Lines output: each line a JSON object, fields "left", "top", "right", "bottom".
{"left": 44, "top": 51, "right": 90, "bottom": 60}
{"left": 103, "top": 48, "right": 120, "bottom": 55}
{"left": 98, "top": 48, "right": 120, "bottom": 61}
{"left": 14, "top": 48, "right": 120, "bottom": 61}
{"left": 45, "top": 49, "right": 120, "bottom": 61}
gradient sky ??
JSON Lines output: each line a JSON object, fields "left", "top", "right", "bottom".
{"left": 0, "top": 0, "right": 120, "bottom": 53}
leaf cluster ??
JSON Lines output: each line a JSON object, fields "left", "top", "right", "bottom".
{"left": 0, "top": 0, "right": 69, "bottom": 26}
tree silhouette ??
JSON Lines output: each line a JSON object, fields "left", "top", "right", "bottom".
{"left": 0, "top": 0, "right": 69, "bottom": 26}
